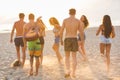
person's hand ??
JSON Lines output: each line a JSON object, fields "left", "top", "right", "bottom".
{"left": 96, "top": 33, "right": 99, "bottom": 36}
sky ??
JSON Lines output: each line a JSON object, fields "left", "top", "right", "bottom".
{"left": 0, "top": 0, "right": 120, "bottom": 30}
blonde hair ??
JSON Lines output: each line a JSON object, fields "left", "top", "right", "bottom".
{"left": 49, "top": 17, "right": 60, "bottom": 26}
{"left": 36, "top": 16, "right": 46, "bottom": 30}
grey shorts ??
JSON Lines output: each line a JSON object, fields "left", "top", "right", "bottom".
{"left": 14, "top": 37, "right": 24, "bottom": 47}
{"left": 64, "top": 38, "right": 78, "bottom": 52}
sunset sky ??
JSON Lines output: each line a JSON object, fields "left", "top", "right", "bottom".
{"left": 0, "top": 0, "right": 120, "bottom": 30}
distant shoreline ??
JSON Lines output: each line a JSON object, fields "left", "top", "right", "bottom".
{"left": 0, "top": 25, "right": 120, "bottom": 33}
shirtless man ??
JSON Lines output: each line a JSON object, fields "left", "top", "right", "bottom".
{"left": 60, "top": 8, "right": 84, "bottom": 78}
{"left": 10, "top": 13, "right": 26, "bottom": 67}
{"left": 23, "top": 13, "right": 41, "bottom": 76}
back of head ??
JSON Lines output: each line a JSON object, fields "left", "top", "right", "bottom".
{"left": 103, "top": 15, "right": 112, "bottom": 38}
{"left": 69, "top": 8, "right": 76, "bottom": 15}
{"left": 82, "top": 15, "right": 89, "bottom": 28}
{"left": 49, "top": 17, "right": 59, "bottom": 25}
{"left": 29, "top": 13, "right": 34, "bottom": 20}
{"left": 37, "top": 16, "right": 46, "bottom": 30}
{"left": 19, "top": 13, "right": 25, "bottom": 18}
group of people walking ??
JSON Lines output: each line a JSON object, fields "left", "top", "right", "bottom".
{"left": 10, "top": 8, "right": 115, "bottom": 78}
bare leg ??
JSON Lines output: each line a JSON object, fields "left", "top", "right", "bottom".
{"left": 56, "top": 51, "right": 63, "bottom": 63}
{"left": 21, "top": 47, "right": 26, "bottom": 67}
{"left": 53, "top": 44, "right": 62, "bottom": 63}
{"left": 71, "top": 52, "right": 77, "bottom": 78}
{"left": 40, "top": 44, "right": 44, "bottom": 65}
{"left": 64, "top": 51, "right": 70, "bottom": 78}
{"left": 78, "top": 41, "right": 86, "bottom": 61}
{"left": 100, "top": 43, "right": 105, "bottom": 56}
{"left": 29, "top": 55, "right": 34, "bottom": 76}
{"left": 106, "top": 44, "right": 111, "bottom": 73}
{"left": 35, "top": 57, "right": 40, "bottom": 76}
{"left": 15, "top": 46, "right": 20, "bottom": 62}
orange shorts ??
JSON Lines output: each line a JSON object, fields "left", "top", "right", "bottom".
{"left": 29, "top": 50, "right": 41, "bottom": 57}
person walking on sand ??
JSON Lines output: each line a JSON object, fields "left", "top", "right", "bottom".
{"left": 36, "top": 16, "right": 46, "bottom": 65}
{"left": 23, "top": 13, "right": 41, "bottom": 76}
{"left": 96, "top": 15, "right": 115, "bottom": 73}
{"left": 10, "top": 13, "right": 26, "bottom": 67}
{"left": 78, "top": 15, "right": 89, "bottom": 61}
{"left": 49, "top": 17, "right": 63, "bottom": 64}
{"left": 60, "top": 8, "right": 84, "bottom": 78}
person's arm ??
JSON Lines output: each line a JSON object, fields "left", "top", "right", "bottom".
{"left": 96, "top": 25, "right": 102, "bottom": 36}
{"left": 59, "top": 20, "right": 65, "bottom": 45}
{"left": 42, "top": 30, "right": 46, "bottom": 37}
{"left": 23, "top": 24, "right": 27, "bottom": 47}
{"left": 79, "top": 21, "right": 84, "bottom": 43}
{"left": 111, "top": 26, "right": 115, "bottom": 38}
{"left": 10, "top": 23, "right": 15, "bottom": 43}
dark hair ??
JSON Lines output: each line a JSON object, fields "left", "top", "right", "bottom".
{"left": 69, "top": 8, "right": 76, "bottom": 15}
{"left": 82, "top": 15, "right": 89, "bottom": 29}
{"left": 19, "top": 13, "right": 25, "bottom": 18}
{"left": 103, "top": 15, "right": 112, "bottom": 38}
{"left": 29, "top": 13, "right": 34, "bottom": 20}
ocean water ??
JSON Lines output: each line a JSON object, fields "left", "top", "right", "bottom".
{"left": 0, "top": 20, "right": 119, "bottom": 33}
{"left": 0, "top": 24, "right": 13, "bottom": 33}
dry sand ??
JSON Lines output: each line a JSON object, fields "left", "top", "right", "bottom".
{"left": 0, "top": 26, "right": 120, "bottom": 80}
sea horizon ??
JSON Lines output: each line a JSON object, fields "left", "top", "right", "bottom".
{"left": 0, "top": 20, "right": 120, "bottom": 33}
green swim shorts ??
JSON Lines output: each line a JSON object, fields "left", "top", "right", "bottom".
{"left": 27, "top": 39, "right": 41, "bottom": 51}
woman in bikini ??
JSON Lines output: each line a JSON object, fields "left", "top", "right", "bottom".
{"left": 49, "top": 17, "right": 63, "bottom": 64}
{"left": 78, "top": 15, "right": 89, "bottom": 61}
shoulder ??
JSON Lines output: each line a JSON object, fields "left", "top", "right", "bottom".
{"left": 111, "top": 25, "right": 114, "bottom": 28}
{"left": 63, "top": 18, "right": 69, "bottom": 22}
{"left": 24, "top": 21, "right": 26, "bottom": 24}
{"left": 14, "top": 20, "right": 19, "bottom": 25}
{"left": 75, "top": 18, "right": 79, "bottom": 21}
{"left": 23, "top": 23, "right": 29, "bottom": 29}
{"left": 99, "top": 24, "right": 104, "bottom": 29}
{"left": 111, "top": 25, "right": 115, "bottom": 30}
{"left": 80, "top": 20, "right": 84, "bottom": 24}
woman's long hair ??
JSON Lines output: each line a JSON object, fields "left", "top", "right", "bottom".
{"left": 36, "top": 17, "right": 46, "bottom": 30}
{"left": 82, "top": 15, "right": 89, "bottom": 29}
{"left": 103, "top": 15, "right": 112, "bottom": 38}
{"left": 49, "top": 17, "right": 60, "bottom": 26}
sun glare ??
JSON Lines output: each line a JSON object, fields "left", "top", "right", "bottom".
{"left": 0, "top": 0, "right": 120, "bottom": 31}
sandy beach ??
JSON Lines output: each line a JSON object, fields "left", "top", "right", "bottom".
{"left": 0, "top": 26, "right": 120, "bottom": 80}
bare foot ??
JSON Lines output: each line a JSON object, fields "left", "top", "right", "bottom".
{"left": 100, "top": 53, "right": 104, "bottom": 57}
{"left": 58, "top": 58, "right": 63, "bottom": 64}
{"left": 71, "top": 75, "right": 76, "bottom": 79}
{"left": 34, "top": 72, "right": 38, "bottom": 76}
{"left": 82, "top": 56, "right": 88, "bottom": 62}
{"left": 70, "top": 74, "right": 76, "bottom": 79}
{"left": 64, "top": 74, "right": 70, "bottom": 78}
{"left": 28, "top": 69, "right": 33, "bottom": 76}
